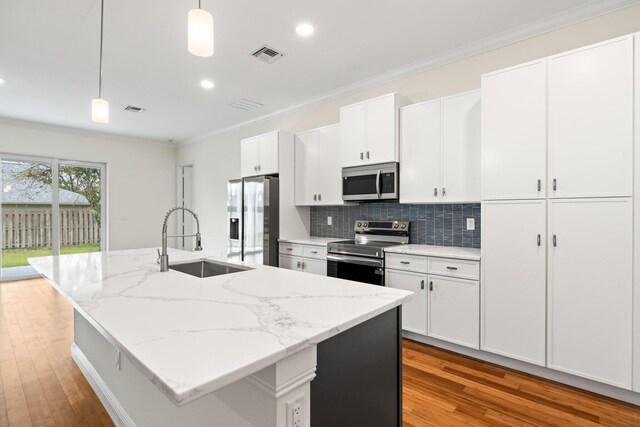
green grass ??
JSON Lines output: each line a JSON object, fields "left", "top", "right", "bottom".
{"left": 1, "top": 243, "right": 100, "bottom": 268}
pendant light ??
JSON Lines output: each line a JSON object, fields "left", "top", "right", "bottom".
{"left": 188, "top": 0, "right": 214, "bottom": 57}
{"left": 92, "top": 0, "right": 108, "bottom": 123}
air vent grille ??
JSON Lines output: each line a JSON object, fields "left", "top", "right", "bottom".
{"left": 124, "top": 105, "right": 146, "bottom": 113}
{"left": 229, "top": 99, "right": 264, "bottom": 111}
{"left": 251, "top": 45, "right": 286, "bottom": 64}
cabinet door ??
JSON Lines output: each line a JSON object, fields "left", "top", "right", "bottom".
{"left": 258, "top": 131, "right": 279, "bottom": 175}
{"left": 399, "top": 100, "right": 441, "bottom": 203}
{"left": 385, "top": 269, "right": 427, "bottom": 335}
{"left": 548, "top": 37, "right": 633, "bottom": 199}
{"left": 366, "top": 93, "right": 397, "bottom": 164}
{"left": 317, "top": 124, "right": 343, "bottom": 205}
{"left": 279, "top": 255, "right": 301, "bottom": 271}
{"left": 548, "top": 198, "right": 632, "bottom": 389}
{"left": 240, "top": 137, "right": 260, "bottom": 178}
{"left": 481, "top": 60, "right": 547, "bottom": 200}
{"left": 340, "top": 102, "right": 367, "bottom": 167}
{"left": 294, "top": 130, "right": 319, "bottom": 205}
{"left": 441, "top": 91, "right": 481, "bottom": 203}
{"left": 428, "top": 275, "right": 479, "bottom": 349}
{"left": 481, "top": 200, "right": 546, "bottom": 365}
{"left": 302, "top": 258, "right": 326, "bottom": 276}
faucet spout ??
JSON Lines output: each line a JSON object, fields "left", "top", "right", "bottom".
{"left": 160, "top": 207, "right": 202, "bottom": 272}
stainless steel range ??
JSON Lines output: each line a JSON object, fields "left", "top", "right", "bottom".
{"left": 327, "top": 220, "right": 410, "bottom": 286}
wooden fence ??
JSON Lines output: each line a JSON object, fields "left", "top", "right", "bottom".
{"left": 2, "top": 209, "right": 100, "bottom": 249}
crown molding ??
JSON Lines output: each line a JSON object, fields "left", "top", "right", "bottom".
{"left": 181, "top": 0, "right": 640, "bottom": 147}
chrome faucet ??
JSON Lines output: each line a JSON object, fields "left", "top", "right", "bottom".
{"left": 159, "top": 207, "right": 203, "bottom": 272}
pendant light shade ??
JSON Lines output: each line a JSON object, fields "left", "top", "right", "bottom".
{"left": 188, "top": 5, "right": 214, "bottom": 57}
{"left": 91, "top": 98, "right": 109, "bottom": 123}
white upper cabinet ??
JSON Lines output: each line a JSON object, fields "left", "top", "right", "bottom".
{"left": 441, "top": 91, "right": 481, "bottom": 203}
{"left": 400, "top": 100, "right": 441, "bottom": 203}
{"left": 240, "top": 131, "right": 280, "bottom": 178}
{"left": 548, "top": 36, "right": 633, "bottom": 199}
{"left": 340, "top": 93, "right": 406, "bottom": 167}
{"left": 400, "top": 90, "right": 480, "bottom": 204}
{"left": 295, "top": 124, "right": 342, "bottom": 206}
{"left": 482, "top": 60, "right": 547, "bottom": 200}
{"left": 481, "top": 200, "right": 546, "bottom": 366}
{"left": 547, "top": 198, "right": 632, "bottom": 389}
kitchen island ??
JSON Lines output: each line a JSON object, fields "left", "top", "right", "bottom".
{"left": 29, "top": 248, "right": 411, "bottom": 427}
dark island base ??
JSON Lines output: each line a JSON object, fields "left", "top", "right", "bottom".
{"left": 311, "top": 307, "right": 402, "bottom": 427}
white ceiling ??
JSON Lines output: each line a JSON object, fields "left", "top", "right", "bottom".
{"left": 0, "top": 0, "right": 635, "bottom": 143}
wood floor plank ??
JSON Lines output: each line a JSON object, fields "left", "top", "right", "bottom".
{"left": 1, "top": 359, "right": 33, "bottom": 427}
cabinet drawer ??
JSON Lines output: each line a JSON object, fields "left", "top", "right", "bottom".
{"left": 428, "top": 257, "right": 479, "bottom": 280}
{"left": 385, "top": 253, "right": 428, "bottom": 273}
{"left": 302, "top": 245, "right": 327, "bottom": 260}
{"left": 279, "top": 243, "right": 303, "bottom": 256}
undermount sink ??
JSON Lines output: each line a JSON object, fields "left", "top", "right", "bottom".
{"left": 169, "top": 260, "right": 252, "bottom": 278}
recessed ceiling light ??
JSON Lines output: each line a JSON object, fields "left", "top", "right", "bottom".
{"left": 295, "top": 23, "right": 314, "bottom": 37}
{"left": 200, "top": 79, "right": 214, "bottom": 89}
{"left": 0, "top": 78, "right": 5, "bottom": 84}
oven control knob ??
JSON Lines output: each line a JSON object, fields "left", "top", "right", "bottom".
{"left": 363, "top": 222, "right": 368, "bottom": 227}
{"left": 393, "top": 224, "right": 399, "bottom": 229}
{"left": 357, "top": 222, "right": 362, "bottom": 227}
{"left": 401, "top": 224, "right": 406, "bottom": 229}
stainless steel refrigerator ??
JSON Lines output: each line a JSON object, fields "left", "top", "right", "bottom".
{"left": 227, "top": 176, "right": 279, "bottom": 266}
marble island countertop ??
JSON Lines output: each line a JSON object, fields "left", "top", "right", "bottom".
{"left": 384, "top": 244, "right": 481, "bottom": 261}
{"left": 29, "top": 248, "right": 411, "bottom": 406}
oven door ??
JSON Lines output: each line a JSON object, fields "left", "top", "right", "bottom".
{"left": 342, "top": 162, "right": 398, "bottom": 201}
{"left": 327, "top": 254, "right": 385, "bottom": 286}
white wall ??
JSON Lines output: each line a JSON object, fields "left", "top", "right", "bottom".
{"left": 0, "top": 118, "right": 176, "bottom": 250}
{"left": 177, "top": 4, "right": 640, "bottom": 256}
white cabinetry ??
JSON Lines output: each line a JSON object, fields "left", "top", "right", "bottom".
{"left": 295, "top": 124, "right": 343, "bottom": 206}
{"left": 428, "top": 275, "right": 479, "bottom": 349}
{"left": 385, "top": 269, "right": 427, "bottom": 335}
{"left": 547, "top": 198, "right": 632, "bottom": 389}
{"left": 548, "top": 36, "right": 633, "bottom": 199}
{"left": 481, "top": 200, "right": 546, "bottom": 365}
{"left": 241, "top": 131, "right": 280, "bottom": 177}
{"left": 278, "top": 243, "right": 327, "bottom": 276}
{"left": 481, "top": 60, "right": 547, "bottom": 200}
{"left": 400, "top": 90, "right": 480, "bottom": 203}
{"left": 340, "top": 93, "right": 407, "bottom": 167}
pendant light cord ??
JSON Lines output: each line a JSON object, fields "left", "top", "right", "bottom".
{"left": 98, "top": 0, "right": 105, "bottom": 98}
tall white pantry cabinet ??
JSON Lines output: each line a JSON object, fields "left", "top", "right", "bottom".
{"left": 481, "top": 34, "right": 637, "bottom": 391}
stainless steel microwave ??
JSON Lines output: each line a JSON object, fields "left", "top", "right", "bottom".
{"left": 342, "top": 162, "right": 399, "bottom": 202}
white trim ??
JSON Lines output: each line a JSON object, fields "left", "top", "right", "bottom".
{"left": 71, "top": 343, "right": 136, "bottom": 427}
{"left": 180, "top": 0, "right": 640, "bottom": 147}
{"left": 245, "top": 367, "right": 316, "bottom": 399}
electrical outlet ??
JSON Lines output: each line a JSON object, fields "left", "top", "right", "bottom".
{"left": 466, "top": 218, "right": 475, "bottom": 231}
{"left": 287, "top": 396, "right": 305, "bottom": 427}
{"left": 327, "top": 216, "right": 332, "bottom": 226}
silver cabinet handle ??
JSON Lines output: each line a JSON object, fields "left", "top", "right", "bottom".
{"left": 258, "top": 165, "right": 261, "bottom": 172}
{"left": 318, "top": 194, "right": 322, "bottom": 201}
{"left": 400, "top": 261, "right": 410, "bottom": 265}
{"left": 310, "top": 251, "right": 318, "bottom": 254}
{"left": 296, "top": 261, "right": 301, "bottom": 268}
{"left": 553, "top": 235, "right": 557, "bottom": 247}
{"left": 420, "top": 280, "right": 425, "bottom": 290}
{"left": 434, "top": 188, "right": 438, "bottom": 197}
{"left": 366, "top": 151, "right": 370, "bottom": 159}
{"left": 286, "top": 248, "right": 293, "bottom": 251}
{"left": 429, "top": 281, "right": 434, "bottom": 291}
{"left": 301, "top": 261, "right": 306, "bottom": 270}
{"left": 446, "top": 266, "right": 458, "bottom": 271}
{"left": 537, "top": 179, "right": 541, "bottom": 192}
{"left": 553, "top": 178, "right": 557, "bottom": 191}
{"left": 313, "top": 194, "right": 317, "bottom": 201}
{"left": 254, "top": 166, "right": 258, "bottom": 172}
{"left": 442, "top": 188, "right": 447, "bottom": 197}
{"left": 360, "top": 152, "right": 364, "bottom": 160}
{"left": 376, "top": 169, "right": 381, "bottom": 198}
{"left": 537, "top": 234, "right": 541, "bottom": 246}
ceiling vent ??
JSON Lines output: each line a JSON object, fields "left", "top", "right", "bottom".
{"left": 124, "top": 105, "right": 146, "bottom": 113}
{"left": 251, "top": 45, "right": 285, "bottom": 64}
{"left": 229, "top": 99, "right": 264, "bottom": 111}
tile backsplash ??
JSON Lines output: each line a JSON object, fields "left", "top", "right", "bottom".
{"left": 310, "top": 202, "right": 481, "bottom": 248}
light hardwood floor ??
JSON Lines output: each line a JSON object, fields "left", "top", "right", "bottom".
{"left": 1, "top": 279, "right": 638, "bottom": 426}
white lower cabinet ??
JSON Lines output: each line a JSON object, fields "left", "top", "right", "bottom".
{"left": 481, "top": 200, "right": 546, "bottom": 366}
{"left": 547, "top": 198, "right": 633, "bottom": 389}
{"left": 279, "top": 243, "right": 327, "bottom": 276}
{"left": 427, "top": 275, "right": 479, "bottom": 349}
{"left": 385, "top": 269, "right": 428, "bottom": 335}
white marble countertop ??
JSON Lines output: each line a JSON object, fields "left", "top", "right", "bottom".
{"left": 29, "top": 248, "right": 411, "bottom": 406}
{"left": 384, "top": 244, "right": 481, "bottom": 261}
{"left": 278, "top": 237, "right": 337, "bottom": 247}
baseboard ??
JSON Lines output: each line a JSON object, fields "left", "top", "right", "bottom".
{"left": 404, "top": 332, "right": 640, "bottom": 406}
{"left": 71, "top": 343, "right": 137, "bottom": 427}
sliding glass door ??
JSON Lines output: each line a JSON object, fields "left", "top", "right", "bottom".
{"left": 0, "top": 155, "right": 106, "bottom": 280}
